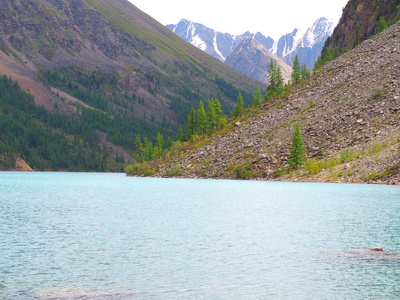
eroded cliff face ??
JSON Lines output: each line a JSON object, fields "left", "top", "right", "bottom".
{"left": 327, "top": 0, "right": 400, "bottom": 54}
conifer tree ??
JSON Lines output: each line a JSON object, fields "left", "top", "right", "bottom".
{"left": 288, "top": 121, "right": 306, "bottom": 170}
{"left": 353, "top": 22, "right": 361, "bottom": 48}
{"left": 156, "top": 132, "right": 164, "bottom": 156}
{"left": 145, "top": 141, "right": 154, "bottom": 161}
{"left": 166, "top": 137, "right": 173, "bottom": 149}
{"left": 291, "top": 55, "right": 301, "bottom": 84}
{"left": 214, "top": 98, "right": 223, "bottom": 120}
{"left": 177, "top": 127, "right": 185, "bottom": 142}
{"left": 267, "top": 59, "right": 284, "bottom": 96}
{"left": 233, "top": 92, "right": 244, "bottom": 118}
{"left": 134, "top": 135, "right": 143, "bottom": 163}
{"left": 300, "top": 64, "right": 310, "bottom": 79}
{"left": 375, "top": 16, "right": 388, "bottom": 34}
{"left": 186, "top": 106, "right": 197, "bottom": 137}
{"left": 251, "top": 88, "right": 262, "bottom": 106}
{"left": 196, "top": 100, "right": 208, "bottom": 134}
{"left": 206, "top": 99, "right": 217, "bottom": 132}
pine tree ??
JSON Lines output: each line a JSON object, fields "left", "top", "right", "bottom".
{"left": 288, "top": 121, "right": 306, "bottom": 170}
{"left": 291, "top": 55, "right": 301, "bottom": 84}
{"left": 251, "top": 88, "right": 262, "bottom": 106}
{"left": 196, "top": 100, "right": 208, "bottom": 134}
{"left": 233, "top": 92, "right": 244, "bottom": 118}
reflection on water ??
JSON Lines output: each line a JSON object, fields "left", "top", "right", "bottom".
{"left": 1, "top": 172, "right": 400, "bottom": 299}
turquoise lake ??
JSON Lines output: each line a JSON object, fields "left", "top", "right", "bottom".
{"left": 1, "top": 172, "right": 400, "bottom": 299}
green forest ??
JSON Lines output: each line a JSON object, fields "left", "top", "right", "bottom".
{"left": 0, "top": 75, "right": 171, "bottom": 171}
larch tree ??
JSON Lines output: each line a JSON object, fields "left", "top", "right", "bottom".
{"left": 375, "top": 16, "right": 388, "bottom": 34}
{"left": 156, "top": 132, "right": 164, "bottom": 156}
{"left": 288, "top": 121, "right": 306, "bottom": 170}
{"left": 233, "top": 92, "right": 244, "bottom": 118}
{"left": 291, "top": 55, "right": 301, "bottom": 84}
{"left": 266, "top": 59, "right": 284, "bottom": 96}
{"left": 186, "top": 106, "right": 197, "bottom": 137}
{"left": 134, "top": 135, "right": 143, "bottom": 163}
{"left": 196, "top": 100, "right": 208, "bottom": 134}
{"left": 251, "top": 88, "right": 262, "bottom": 106}
{"left": 206, "top": 99, "right": 217, "bottom": 132}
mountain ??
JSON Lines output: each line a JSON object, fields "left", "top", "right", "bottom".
{"left": 322, "top": 0, "right": 400, "bottom": 56}
{"left": 225, "top": 38, "right": 292, "bottom": 84}
{"left": 167, "top": 18, "right": 334, "bottom": 70}
{"left": 278, "top": 18, "right": 335, "bottom": 67}
{"left": 0, "top": 0, "right": 262, "bottom": 171}
{"left": 166, "top": 19, "right": 274, "bottom": 62}
{"left": 138, "top": 21, "right": 400, "bottom": 185}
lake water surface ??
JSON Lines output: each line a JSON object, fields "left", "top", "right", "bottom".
{"left": 1, "top": 172, "right": 400, "bottom": 299}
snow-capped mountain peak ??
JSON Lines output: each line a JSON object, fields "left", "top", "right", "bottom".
{"left": 167, "top": 17, "right": 335, "bottom": 69}
{"left": 301, "top": 17, "right": 335, "bottom": 48}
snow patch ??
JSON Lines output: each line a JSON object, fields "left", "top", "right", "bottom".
{"left": 271, "top": 41, "right": 278, "bottom": 55}
{"left": 213, "top": 34, "right": 225, "bottom": 61}
{"left": 192, "top": 34, "right": 207, "bottom": 51}
{"left": 284, "top": 28, "right": 307, "bottom": 57}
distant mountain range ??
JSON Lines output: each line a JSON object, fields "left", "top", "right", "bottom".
{"left": 167, "top": 17, "right": 335, "bottom": 83}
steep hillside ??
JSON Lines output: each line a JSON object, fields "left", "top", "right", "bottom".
{"left": 139, "top": 22, "right": 400, "bottom": 185}
{"left": 225, "top": 38, "right": 292, "bottom": 84}
{"left": 0, "top": 0, "right": 262, "bottom": 170}
{"left": 0, "top": 0, "right": 261, "bottom": 124}
{"left": 324, "top": 0, "right": 400, "bottom": 55}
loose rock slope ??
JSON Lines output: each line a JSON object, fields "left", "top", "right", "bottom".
{"left": 149, "top": 23, "right": 400, "bottom": 185}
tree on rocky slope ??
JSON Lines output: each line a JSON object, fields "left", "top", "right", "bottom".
{"left": 289, "top": 121, "right": 306, "bottom": 170}
{"left": 251, "top": 88, "right": 262, "bottom": 106}
{"left": 265, "top": 59, "right": 284, "bottom": 99}
{"left": 197, "top": 100, "right": 208, "bottom": 134}
{"left": 291, "top": 55, "right": 301, "bottom": 84}
{"left": 233, "top": 92, "right": 245, "bottom": 118}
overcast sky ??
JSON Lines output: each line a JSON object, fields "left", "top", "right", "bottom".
{"left": 129, "top": 0, "right": 349, "bottom": 39}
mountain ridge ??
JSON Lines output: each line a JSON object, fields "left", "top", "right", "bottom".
{"left": 167, "top": 17, "right": 335, "bottom": 69}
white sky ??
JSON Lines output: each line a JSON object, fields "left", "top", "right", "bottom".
{"left": 129, "top": 0, "right": 349, "bottom": 40}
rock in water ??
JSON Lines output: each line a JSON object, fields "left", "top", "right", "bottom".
{"left": 370, "top": 246, "right": 384, "bottom": 252}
